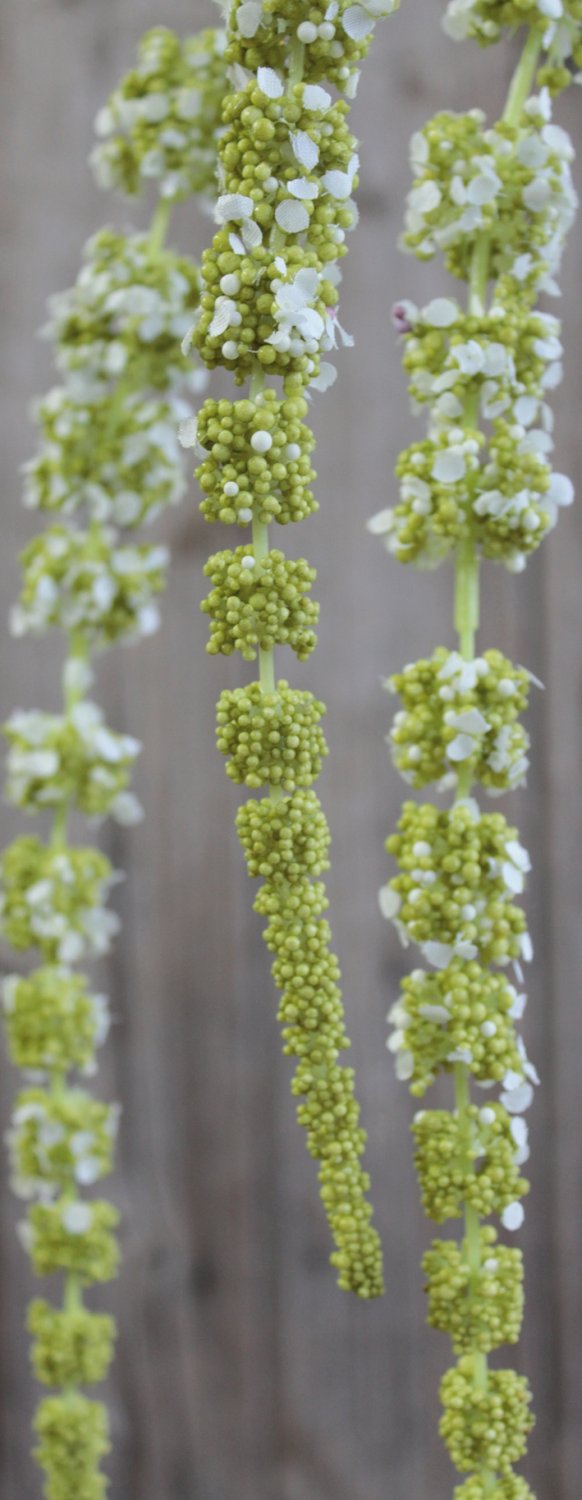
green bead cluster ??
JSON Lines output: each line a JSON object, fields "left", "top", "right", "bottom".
{"left": 197, "top": 390, "right": 317, "bottom": 526}
{"left": 226, "top": 0, "right": 398, "bottom": 94}
{"left": 387, "top": 648, "right": 531, "bottom": 793}
{"left": 0, "top": 837, "right": 119, "bottom": 964}
{"left": 13, "top": 525, "right": 169, "bottom": 646}
{"left": 29, "top": 1301, "right": 116, "bottom": 1389}
{"left": 424, "top": 1229, "right": 524, "bottom": 1353}
{"left": 440, "top": 1361, "right": 534, "bottom": 1473}
{"left": 217, "top": 682, "right": 327, "bottom": 788}
{"left": 9, "top": 1088, "right": 118, "bottom": 1198}
{"left": 3, "top": 22, "right": 229, "bottom": 1497}
{"left": 91, "top": 26, "right": 227, "bottom": 201}
{"left": 384, "top": 801, "right": 530, "bottom": 968}
{"left": 3, "top": 968, "right": 108, "bottom": 1075}
{"left": 412, "top": 1106, "right": 528, "bottom": 1222}
{"left": 202, "top": 546, "right": 318, "bottom": 660}
{"left": 191, "top": 0, "right": 395, "bottom": 1298}
{"left": 43, "top": 228, "right": 201, "bottom": 393}
{"left": 389, "top": 963, "right": 525, "bottom": 1093}
{"left": 372, "top": 5, "right": 581, "bottom": 1489}
{"left": 5, "top": 704, "right": 141, "bottom": 824}
{"left": 33, "top": 1394, "right": 110, "bottom": 1500}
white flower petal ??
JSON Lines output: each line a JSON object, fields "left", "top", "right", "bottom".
{"left": 236, "top": 1, "right": 263, "bottom": 37}
{"left": 422, "top": 297, "right": 459, "bottom": 328}
{"left": 378, "top": 885, "right": 401, "bottom": 920}
{"left": 342, "top": 3, "right": 375, "bottom": 39}
{"left": 257, "top": 67, "right": 284, "bottom": 98}
{"left": 502, "top": 1201, "right": 525, "bottom": 1232}
{"left": 290, "top": 132, "right": 320, "bottom": 171}
{"left": 275, "top": 200, "right": 310, "bottom": 234}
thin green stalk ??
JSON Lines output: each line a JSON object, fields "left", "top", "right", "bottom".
{"left": 452, "top": 27, "right": 542, "bottom": 1495}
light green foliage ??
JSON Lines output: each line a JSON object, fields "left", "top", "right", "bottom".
{"left": 385, "top": 800, "right": 530, "bottom": 967}
{"left": 5, "top": 704, "right": 141, "bottom": 824}
{"left": 34, "top": 1395, "right": 110, "bottom": 1500}
{"left": 0, "top": 837, "right": 118, "bottom": 964}
{"left": 91, "top": 26, "right": 228, "bottom": 200}
{"left": 412, "top": 1105, "right": 529, "bottom": 1222}
{"left": 388, "top": 647, "right": 530, "bottom": 792}
{"left": 197, "top": 390, "right": 316, "bottom": 526}
{"left": 29, "top": 1301, "right": 116, "bottom": 1388}
{"left": 13, "top": 524, "right": 169, "bottom": 645}
{"left": 201, "top": 546, "right": 318, "bottom": 659}
{"left": 2, "top": 967, "right": 108, "bottom": 1075}
{"left": 218, "top": 682, "right": 327, "bottom": 788}
{"left": 440, "top": 1361, "right": 534, "bottom": 1472}
{"left": 424, "top": 1229, "right": 524, "bottom": 1352}
{"left": 9, "top": 1088, "right": 118, "bottom": 1198}
{"left": 26, "top": 1200, "right": 120, "bottom": 1284}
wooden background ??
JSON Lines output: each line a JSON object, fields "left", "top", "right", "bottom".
{"left": 1, "top": 2, "right": 581, "bottom": 1497}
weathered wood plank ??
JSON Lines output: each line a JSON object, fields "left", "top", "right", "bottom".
{"left": 0, "top": 1, "right": 581, "bottom": 1497}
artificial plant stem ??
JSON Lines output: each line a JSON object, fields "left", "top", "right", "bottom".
{"left": 148, "top": 195, "right": 173, "bottom": 256}
{"left": 452, "top": 28, "right": 540, "bottom": 1497}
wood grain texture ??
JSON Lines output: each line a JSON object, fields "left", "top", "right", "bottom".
{"left": 0, "top": 2, "right": 580, "bottom": 1497}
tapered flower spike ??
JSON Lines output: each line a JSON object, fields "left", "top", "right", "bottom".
{"left": 1, "top": 25, "right": 228, "bottom": 1498}
{"left": 371, "top": 5, "right": 580, "bottom": 1495}
{"left": 183, "top": 0, "right": 402, "bottom": 1299}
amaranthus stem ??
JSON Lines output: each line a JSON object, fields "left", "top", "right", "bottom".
{"left": 452, "top": 25, "right": 542, "bottom": 1496}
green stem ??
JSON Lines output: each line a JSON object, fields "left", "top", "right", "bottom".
{"left": 148, "top": 195, "right": 173, "bottom": 256}
{"left": 451, "top": 31, "right": 541, "bottom": 1494}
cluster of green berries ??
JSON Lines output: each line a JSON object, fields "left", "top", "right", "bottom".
{"left": 384, "top": 800, "right": 531, "bottom": 968}
{"left": 4, "top": 703, "right": 141, "bottom": 824}
{"left": 389, "top": 962, "right": 525, "bottom": 1093}
{"left": 237, "top": 789, "right": 331, "bottom": 881}
{"left": 23, "top": 389, "right": 186, "bottom": 527}
{"left": 44, "top": 228, "right": 201, "bottom": 394}
{"left": 227, "top": 0, "right": 398, "bottom": 93}
{"left": 25, "top": 1200, "right": 120, "bottom": 1283}
{"left": 3, "top": 967, "right": 108, "bottom": 1076}
{"left": 34, "top": 1394, "right": 111, "bottom": 1500}
{"left": 13, "top": 524, "right": 168, "bottom": 645}
{"left": 217, "top": 682, "right": 327, "bottom": 788}
{"left": 254, "top": 852, "right": 383, "bottom": 1297}
{"left": 9, "top": 1088, "right": 118, "bottom": 1199}
{"left": 194, "top": 241, "right": 336, "bottom": 382}
{"left": 444, "top": 0, "right": 582, "bottom": 57}
{"left": 29, "top": 1300, "right": 116, "bottom": 1390}
{"left": 201, "top": 546, "right": 318, "bottom": 660}
{"left": 197, "top": 391, "right": 316, "bottom": 526}
{"left": 424, "top": 1228, "right": 524, "bottom": 1353}
{"left": 455, "top": 1474, "right": 535, "bottom": 1500}
{"left": 387, "top": 647, "right": 531, "bottom": 793}
{"left": 91, "top": 26, "right": 227, "bottom": 202}
{"left": 403, "top": 106, "right": 576, "bottom": 290}
{"left": 412, "top": 1105, "right": 528, "bottom": 1222}
{"left": 440, "top": 1360, "right": 534, "bottom": 1473}
{"left": 0, "top": 837, "right": 119, "bottom": 965}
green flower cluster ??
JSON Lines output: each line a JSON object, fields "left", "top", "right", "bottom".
{"left": 2, "top": 968, "right": 108, "bottom": 1076}
{"left": 384, "top": 800, "right": 531, "bottom": 968}
{"left": 375, "top": 4, "right": 581, "bottom": 1491}
{"left": 44, "top": 228, "right": 201, "bottom": 393}
{"left": 217, "top": 682, "right": 327, "bottom": 788}
{"left": 196, "top": 390, "right": 317, "bottom": 526}
{"left": 3, "top": 24, "right": 229, "bottom": 1494}
{"left": 412, "top": 1105, "right": 529, "bottom": 1221}
{"left": 227, "top": 0, "right": 399, "bottom": 93}
{"left": 9, "top": 1088, "right": 118, "bottom": 1198}
{"left": 238, "top": 793, "right": 383, "bottom": 1295}
{"left": 424, "top": 1228, "right": 524, "bottom": 1353}
{"left": 440, "top": 1360, "right": 534, "bottom": 1473}
{"left": 33, "top": 1394, "right": 110, "bottom": 1500}
{"left": 0, "top": 837, "right": 119, "bottom": 964}
{"left": 202, "top": 546, "right": 318, "bottom": 659}
{"left": 91, "top": 26, "right": 227, "bottom": 201}
{"left": 389, "top": 963, "right": 525, "bottom": 1092}
{"left": 5, "top": 703, "right": 141, "bottom": 824}
{"left": 29, "top": 1300, "right": 116, "bottom": 1389}
{"left": 13, "top": 524, "right": 169, "bottom": 646}
{"left": 387, "top": 647, "right": 531, "bottom": 793}
{"left": 189, "top": 0, "right": 395, "bottom": 1299}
